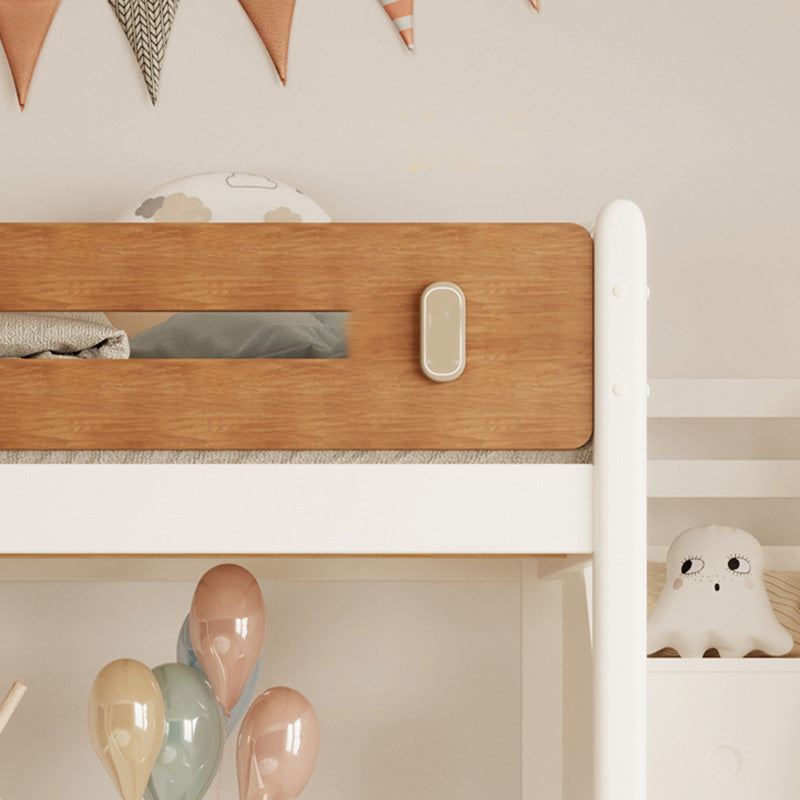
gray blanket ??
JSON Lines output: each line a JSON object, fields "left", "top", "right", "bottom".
{"left": 129, "top": 312, "right": 347, "bottom": 359}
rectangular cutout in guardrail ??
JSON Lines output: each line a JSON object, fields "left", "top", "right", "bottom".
{"left": 0, "top": 311, "right": 349, "bottom": 359}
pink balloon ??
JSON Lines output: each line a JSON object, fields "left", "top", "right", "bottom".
{"left": 237, "top": 687, "right": 320, "bottom": 800}
{"left": 190, "top": 564, "right": 266, "bottom": 713}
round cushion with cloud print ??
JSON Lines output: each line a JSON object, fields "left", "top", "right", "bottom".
{"left": 109, "top": 172, "right": 332, "bottom": 337}
{"left": 647, "top": 525, "right": 793, "bottom": 658}
{"left": 116, "top": 171, "right": 331, "bottom": 224}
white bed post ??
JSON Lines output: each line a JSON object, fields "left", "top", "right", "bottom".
{"left": 593, "top": 199, "right": 647, "bottom": 800}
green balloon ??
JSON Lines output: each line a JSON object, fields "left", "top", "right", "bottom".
{"left": 145, "top": 663, "right": 225, "bottom": 800}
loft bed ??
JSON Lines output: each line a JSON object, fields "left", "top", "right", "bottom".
{"left": 0, "top": 199, "right": 647, "bottom": 800}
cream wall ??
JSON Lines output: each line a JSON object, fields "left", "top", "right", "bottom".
{"left": 2, "top": 0, "right": 799, "bottom": 378}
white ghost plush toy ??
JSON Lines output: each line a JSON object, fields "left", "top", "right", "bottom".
{"left": 648, "top": 525, "right": 793, "bottom": 658}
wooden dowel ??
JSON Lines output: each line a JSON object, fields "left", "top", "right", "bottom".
{"left": 0, "top": 681, "right": 27, "bottom": 736}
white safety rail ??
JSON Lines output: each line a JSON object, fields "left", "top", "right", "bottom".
{"left": 648, "top": 379, "right": 800, "bottom": 498}
{"left": 593, "top": 200, "right": 648, "bottom": 800}
{"left": 648, "top": 379, "right": 800, "bottom": 418}
{"left": 649, "top": 460, "right": 800, "bottom": 498}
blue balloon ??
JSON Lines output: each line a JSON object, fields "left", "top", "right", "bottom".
{"left": 177, "top": 613, "right": 262, "bottom": 737}
{"left": 145, "top": 664, "right": 225, "bottom": 800}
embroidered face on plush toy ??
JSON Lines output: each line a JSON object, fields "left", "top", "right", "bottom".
{"left": 647, "top": 525, "right": 793, "bottom": 658}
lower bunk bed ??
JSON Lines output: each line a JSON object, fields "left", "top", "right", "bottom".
{"left": 0, "top": 200, "right": 647, "bottom": 800}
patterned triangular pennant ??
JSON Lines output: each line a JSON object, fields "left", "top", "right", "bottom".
{"left": 238, "top": 0, "right": 296, "bottom": 86}
{"left": 529, "top": 0, "right": 540, "bottom": 12}
{"left": 0, "top": 0, "right": 61, "bottom": 109}
{"left": 378, "top": 0, "right": 413, "bottom": 51}
{"left": 108, "top": 0, "right": 179, "bottom": 105}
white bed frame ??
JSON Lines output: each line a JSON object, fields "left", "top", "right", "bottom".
{"left": 0, "top": 199, "right": 647, "bottom": 800}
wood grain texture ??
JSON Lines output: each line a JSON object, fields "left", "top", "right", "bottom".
{"left": 0, "top": 223, "right": 593, "bottom": 450}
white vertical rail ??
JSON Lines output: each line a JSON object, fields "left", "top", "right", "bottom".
{"left": 593, "top": 200, "right": 647, "bottom": 800}
{"left": 521, "top": 561, "right": 564, "bottom": 800}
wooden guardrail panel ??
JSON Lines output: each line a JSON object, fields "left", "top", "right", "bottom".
{"left": 0, "top": 223, "right": 592, "bottom": 449}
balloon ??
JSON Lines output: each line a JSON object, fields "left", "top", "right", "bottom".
{"left": 88, "top": 659, "right": 166, "bottom": 800}
{"left": 177, "top": 614, "right": 263, "bottom": 735}
{"left": 144, "top": 664, "right": 225, "bottom": 800}
{"left": 236, "top": 687, "right": 319, "bottom": 800}
{"left": 190, "top": 564, "right": 266, "bottom": 715}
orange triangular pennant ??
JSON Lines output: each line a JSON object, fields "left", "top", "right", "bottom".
{"left": 378, "top": 0, "right": 414, "bottom": 51}
{"left": 0, "top": 0, "right": 61, "bottom": 109}
{"left": 238, "top": 0, "right": 296, "bottom": 86}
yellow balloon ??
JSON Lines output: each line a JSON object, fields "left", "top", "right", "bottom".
{"left": 88, "top": 659, "right": 166, "bottom": 800}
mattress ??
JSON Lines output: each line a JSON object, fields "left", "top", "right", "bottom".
{"left": 0, "top": 443, "right": 592, "bottom": 464}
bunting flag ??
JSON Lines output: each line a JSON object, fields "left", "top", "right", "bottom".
{"left": 0, "top": 0, "right": 61, "bottom": 109}
{"left": 108, "top": 0, "right": 180, "bottom": 105}
{"left": 238, "top": 0, "right": 296, "bottom": 86}
{"left": 529, "top": 0, "right": 540, "bottom": 12}
{"left": 378, "top": 0, "right": 413, "bottom": 51}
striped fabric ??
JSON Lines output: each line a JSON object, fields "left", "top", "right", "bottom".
{"left": 378, "top": 0, "right": 413, "bottom": 50}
